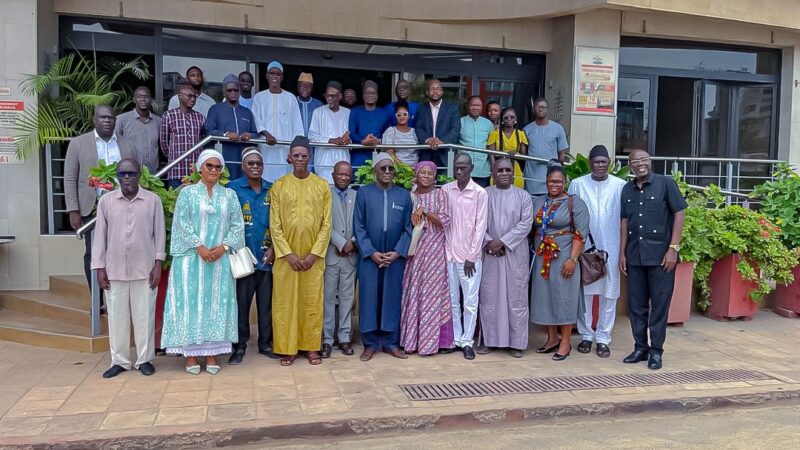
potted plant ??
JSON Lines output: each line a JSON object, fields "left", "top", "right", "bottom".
{"left": 752, "top": 163, "right": 800, "bottom": 317}
{"left": 669, "top": 172, "right": 707, "bottom": 324}
{"left": 675, "top": 178, "right": 797, "bottom": 320}
{"left": 563, "top": 153, "right": 629, "bottom": 182}
{"left": 355, "top": 158, "right": 451, "bottom": 188}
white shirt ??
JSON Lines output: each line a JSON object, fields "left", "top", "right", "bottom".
{"left": 568, "top": 174, "right": 626, "bottom": 299}
{"left": 309, "top": 106, "right": 351, "bottom": 184}
{"left": 250, "top": 89, "right": 305, "bottom": 182}
{"left": 94, "top": 130, "right": 121, "bottom": 164}
{"left": 430, "top": 101, "right": 442, "bottom": 138}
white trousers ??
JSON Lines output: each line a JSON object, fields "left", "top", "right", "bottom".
{"left": 447, "top": 260, "right": 482, "bottom": 348}
{"left": 106, "top": 279, "right": 156, "bottom": 370}
{"left": 577, "top": 294, "right": 618, "bottom": 345}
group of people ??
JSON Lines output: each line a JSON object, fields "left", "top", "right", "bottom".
{"left": 66, "top": 61, "right": 686, "bottom": 379}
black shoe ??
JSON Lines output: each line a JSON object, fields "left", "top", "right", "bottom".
{"left": 463, "top": 346, "right": 476, "bottom": 360}
{"left": 623, "top": 349, "right": 649, "bottom": 364}
{"left": 102, "top": 365, "right": 127, "bottom": 379}
{"left": 536, "top": 343, "right": 560, "bottom": 354}
{"left": 577, "top": 340, "right": 593, "bottom": 354}
{"left": 476, "top": 345, "right": 492, "bottom": 355}
{"left": 552, "top": 346, "right": 571, "bottom": 361}
{"left": 138, "top": 362, "right": 156, "bottom": 376}
{"left": 438, "top": 347, "right": 458, "bottom": 354}
{"left": 228, "top": 350, "right": 245, "bottom": 365}
{"left": 648, "top": 354, "right": 663, "bottom": 370}
{"left": 155, "top": 348, "right": 167, "bottom": 356}
{"left": 321, "top": 344, "right": 332, "bottom": 359}
{"left": 258, "top": 348, "right": 280, "bottom": 360}
{"left": 596, "top": 343, "right": 611, "bottom": 358}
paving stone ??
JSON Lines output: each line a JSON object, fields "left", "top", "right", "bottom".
{"left": 207, "top": 403, "right": 257, "bottom": 423}
{"left": 100, "top": 409, "right": 157, "bottom": 430}
{"left": 154, "top": 406, "right": 207, "bottom": 426}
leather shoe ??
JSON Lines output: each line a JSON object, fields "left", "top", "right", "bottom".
{"left": 258, "top": 348, "right": 280, "bottom": 360}
{"left": 462, "top": 346, "right": 476, "bottom": 360}
{"left": 577, "top": 340, "right": 593, "bottom": 354}
{"left": 438, "top": 347, "right": 458, "bottom": 354}
{"left": 648, "top": 354, "right": 663, "bottom": 370}
{"left": 339, "top": 342, "right": 354, "bottom": 355}
{"left": 360, "top": 349, "right": 376, "bottom": 362}
{"left": 138, "top": 362, "right": 156, "bottom": 376}
{"left": 228, "top": 350, "right": 245, "bottom": 365}
{"left": 623, "top": 349, "right": 649, "bottom": 364}
{"left": 321, "top": 344, "right": 332, "bottom": 359}
{"left": 383, "top": 348, "right": 409, "bottom": 359}
{"left": 102, "top": 365, "right": 127, "bottom": 379}
{"left": 476, "top": 345, "right": 492, "bottom": 355}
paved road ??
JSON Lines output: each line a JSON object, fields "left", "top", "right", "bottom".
{"left": 226, "top": 404, "right": 800, "bottom": 449}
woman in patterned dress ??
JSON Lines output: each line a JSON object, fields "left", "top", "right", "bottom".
{"left": 399, "top": 161, "right": 453, "bottom": 355}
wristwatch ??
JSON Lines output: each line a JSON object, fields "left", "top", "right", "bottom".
{"left": 223, "top": 244, "right": 230, "bottom": 253}
{"left": 669, "top": 243, "right": 681, "bottom": 252}
{"left": 569, "top": 256, "right": 579, "bottom": 263}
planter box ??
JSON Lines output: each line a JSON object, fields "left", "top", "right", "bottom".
{"left": 668, "top": 262, "right": 694, "bottom": 326}
{"left": 154, "top": 269, "right": 170, "bottom": 348}
{"left": 774, "top": 265, "right": 800, "bottom": 318}
{"left": 706, "top": 254, "right": 758, "bottom": 321}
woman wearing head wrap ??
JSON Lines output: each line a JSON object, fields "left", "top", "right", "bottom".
{"left": 161, "top": 150, "right": 246, "bottom": 375}
{"left": 398, "top": 161, "right": 454, "bottom": 355}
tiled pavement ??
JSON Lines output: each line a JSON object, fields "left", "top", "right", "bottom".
{"left": 0, "top": 312, "right": 799, "bottom": 446}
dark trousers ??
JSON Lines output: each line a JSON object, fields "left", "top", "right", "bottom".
{"left": 418, "top": 149, "right": 445, "bottom": 169}
{"left": 362, "top": 329, "right": 399, "bottom": 351}
{"left": 82, "top": 214, "right": 95, "bottom": 290}
{"left": 626, "top": 264, "right": 675, "bottom": 355}
{"left": 473, "top": 177, "right": 490, "bottom": 188}
{"left": 234, "top": 270, "right": 273, "bottom": 352}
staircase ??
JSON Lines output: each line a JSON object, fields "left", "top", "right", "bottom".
{"left": 0, "top": 275, "right": 109, "bottom": 352}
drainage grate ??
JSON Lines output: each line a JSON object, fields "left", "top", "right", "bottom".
{"left": 399, "top": 369, "right": 774, "bottom": 401}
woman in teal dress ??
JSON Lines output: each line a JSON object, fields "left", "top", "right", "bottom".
{"left": 162, "top": 150, "right": 245, "bottom": 375}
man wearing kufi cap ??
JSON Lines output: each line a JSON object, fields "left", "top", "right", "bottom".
{"left": 349, "top": 80, "right": 392, "bottom": 171}
{"left": 353, "top": 152, "right": 413, "bottom": 361}
{"left": 309, "top": 80, "right": 351, "bottom": 183}
{"left": 269, "top": 136, "right": 332, "bottom": 366}
{"left": 204, "top": 74, "right": 258, "bottom": 179}
{"left": 296, "top": 72, "right": 323, "bottom": 138}
{"left": 251, "top": 61, "right": 305, "bottom": 182}
{"left": 567, "top": 145, "right": 626, "bottom": 359}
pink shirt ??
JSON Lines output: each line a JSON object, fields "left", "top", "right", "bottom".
{"left": 91, "top": 188, "right": 166, "bottom": 281}
{"left": 443, "top": 179, "right": 488, "bottom": 263}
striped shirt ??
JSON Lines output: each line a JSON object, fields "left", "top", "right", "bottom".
{"left": 159, "top": 108, "right": 204, "bottom": 180}
{"left": 115, "top": 110, "right": 161, "bottom": 173}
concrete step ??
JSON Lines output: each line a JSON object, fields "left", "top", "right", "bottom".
{"left": 0, "top": 308, "right": 109, "bottom": 352}
{"left": 0, "top": 289, "right": 108, "bottom": 329}
{"left": 49, "top": 274, "right": 90, "bottom": 299}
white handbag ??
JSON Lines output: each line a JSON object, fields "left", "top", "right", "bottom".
{"left": 229, "top": 246, "right": 257, "bottom": 279}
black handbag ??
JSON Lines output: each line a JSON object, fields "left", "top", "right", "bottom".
{"left": 567, "top": 196, "right": 608, "bottom": 286}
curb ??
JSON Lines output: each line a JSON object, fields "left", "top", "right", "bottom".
{"left": 6, "top": 388, "right": 800, "bottom": 449}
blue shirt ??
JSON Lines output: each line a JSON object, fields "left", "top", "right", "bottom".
{"left": 458, "top": 115, "right": 494, "bottom": 178}
{"left": 239, "top": 96, "right": 254, "bottom": 110}
{"left": 228, "top": 177, "right": 273, "bottom": 271}
{"left": 349, "top": 106, "right": 391, "bottom": 144}
{"left": 522, "top": 120, "right": 569, "bottom": 194}
{"left": 297, "top": 96, "right": 323, "bottom": 137}
{"left": 386, "top": 100, "right": 419, "bottom": 128}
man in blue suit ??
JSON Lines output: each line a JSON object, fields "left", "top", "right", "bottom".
{"left": 415, "top": 79, "right": 461, "bottom": 169}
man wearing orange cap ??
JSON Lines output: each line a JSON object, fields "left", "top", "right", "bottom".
{"left": 296, "top": 72, "right": 323, "bottom": 138}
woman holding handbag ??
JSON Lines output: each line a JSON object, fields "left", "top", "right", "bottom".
{"left": 399, "top": 161, "right": 454, "bottom": 355}
{"left": 161, "top": 150, "right": 245, "bottom": 375}
{"left": 529, "top": 163, "right": 589, "bottom": 361}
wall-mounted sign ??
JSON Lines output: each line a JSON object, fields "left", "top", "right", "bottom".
{"left": 0, "top": 136, "right": 22, "bottom": 165}
{"left": 573, "top": 47, "right": 618, "bottom": 116}
{"left": 0, "top": 87, "right": 11, "bottom": 96}
{"left": 0, "top": 100, "right": 24, "bottom": 127}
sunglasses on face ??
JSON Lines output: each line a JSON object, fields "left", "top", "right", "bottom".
{"left": 395, "top": 112, "right": 409, "bottom": 117}
{"left": 245, "top": 161, "right": 263, "bottom": 167}
{"left": 116, "top": 171, "right": 139, "bottom": 178}
{"left": 204, "top": 163, "right": 223, "bottom": 172}
{"left": 495, "top": 168, "right": 512, "bottom": 173}
{"left": 378, "top": 166, "right": 396, "bottom": 173}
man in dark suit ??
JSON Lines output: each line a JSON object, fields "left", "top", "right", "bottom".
{"left": 322, "top": 161, "right": 358, "bottom": 358}
{"left": 415, "top": 79, "right": 461, "bottom": 168}
{"left": 65, "top": 105, "right": 131, "bottom": 289}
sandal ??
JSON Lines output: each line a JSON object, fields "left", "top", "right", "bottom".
{"left": 596, "top": 343, "right": 611, "bottom": 358}
{"left": 279, "top": 355, "right": 296, "bottom": 366}
{"left": 307, "top": 351, "right": 322, "bottom": 365}
{"left": 185, "top": 365, "right": 201, "bottom": 375}
{"left": 206, "top": 364, "right": 221, "bottom": 375}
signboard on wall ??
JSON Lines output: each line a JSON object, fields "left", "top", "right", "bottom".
{"left": 573, "top": 47, "right": 618, "bottom": 116}
{"left": 0, "top": 136, "right": 22, "bottom": 165}
{"left": 0, "top": 100, "right": 24, "bottom": 127}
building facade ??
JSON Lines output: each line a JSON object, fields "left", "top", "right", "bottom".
{"left": 2, "top": 0, "right": 800, "bottom": 290}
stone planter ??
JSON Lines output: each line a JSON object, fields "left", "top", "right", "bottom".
{"left": 706, "top": 254, "right": 758, "bottom": 321}
{"left": 667, "top": 262, "right": 694, "bottom": 326}
{"left": 774, "top": 265, "right": 800, "bottom": 318}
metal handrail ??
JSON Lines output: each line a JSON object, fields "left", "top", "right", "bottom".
{"left": 615, "top": 155, "right": 783, "bottom": 164}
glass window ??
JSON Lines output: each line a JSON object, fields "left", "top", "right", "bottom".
{"left": 620, "top": 38, "right": 780, "bottom": 75}
{"left": 736, "top": 85, "right": 774, "bottom": 159}
{"left": 162, "top": 55, "right": 247, "bottom": 104}
{"left": 616, "top": 77, "right": 650, "bottom": 155}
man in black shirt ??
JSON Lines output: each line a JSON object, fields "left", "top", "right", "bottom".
{"left": 619, "top": 150, "right": 686, "bottom": 370}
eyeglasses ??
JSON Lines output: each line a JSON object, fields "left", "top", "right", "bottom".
{"left": 378, "top": 165, "right": 396, "bottom": 173}
{"left": 116, "top": 171, "right": 138, "bottom": 178}
{"left": 502, "top": 115, "right": 516, "bottom": 120}
{"left": 204, "top": 163, "right": 223, "bottom": 172}
{"left": 495, "top": 168, "right": 513, "bottom": 173}
{"left": 547, "top": 179, "right": 565, "bottom": 185}
{"left": 395, "top": 112, "right": 409, "bottom": 117}
{"left": 245, "top": 161, "right": 263, "bottom": 167}
{"left": 630, "top": 157, "right": 651, "bottom": 165}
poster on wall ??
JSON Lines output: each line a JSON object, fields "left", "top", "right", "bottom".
{"left": 0, "top": 136, "right": 22, "bottom": 165}
{"left": 573, "top": 47, "right": 618, "bottom": 116}
{"left": 0, "top": 100, "right": 24, "bottom": 127}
